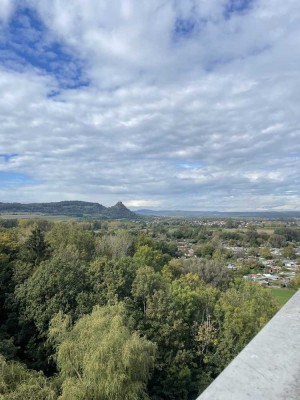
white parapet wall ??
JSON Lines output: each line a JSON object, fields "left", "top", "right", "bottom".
{"left": 196, "top": 290, "right": 300, "bottom": 400}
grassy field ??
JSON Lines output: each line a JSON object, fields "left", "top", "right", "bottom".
{"left": 270, "top": 287, "right": 296, "bottom": 307}
{"left": 0, "top": 213, "right": 75, "bottom": 221}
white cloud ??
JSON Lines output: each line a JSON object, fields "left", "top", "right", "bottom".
{"left": 0, "top": 0, "right": 299, "bottom": 210}
{"left": 0, "top": 0, "right": 14, "bottom": 22}
{"left": 127, "top": 199, "right": 162, "bottom": 208}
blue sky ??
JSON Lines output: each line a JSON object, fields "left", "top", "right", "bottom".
{"left": 0, "top": 0, "right": 299, "bottom": 210}
{"left": 0, "top": 6, "right": 88, "bottom": 89}
{"left": 0, "top": 171, "right": 35, "bottom": 187}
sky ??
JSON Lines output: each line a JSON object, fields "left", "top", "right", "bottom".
{"left": 0, "top": 0, "right": 299, "bottom": 211}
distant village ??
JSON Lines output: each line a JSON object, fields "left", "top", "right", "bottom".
{"left": 152, "top": 217, "right": 300, "bottom": 289}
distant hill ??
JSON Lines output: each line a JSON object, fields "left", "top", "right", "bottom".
{"left": 135, "top": 209, "right": 300, "bottom": 219}
{"left": 0, "top": 201, "right": 138, "bottom": 219}
{"left": 106, "top": 201, "right": 138, "bottom": 219}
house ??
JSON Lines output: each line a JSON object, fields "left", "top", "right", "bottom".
{"left": 263, "top": 273, "right": 279, "bottom": 280}
{"left": 227, "top": 263, "right": 238, "bottom": 271}
{"left": 283, "top": 260, "right": 297, "bottom": 268}
{"left": 258, "top": 280, "right": 269, "bottom": 287}
{"left": 266, "top": 265, "right": 282, "bottom": 274}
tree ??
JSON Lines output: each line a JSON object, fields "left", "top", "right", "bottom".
{"left": 15, "top": 253, "right": 94, "bottom": 336}
{"left": 282, "top": 245, "right": 296, "bottom": 260}
{"left": 137, "top": 274, "right": 219, "bottom": 400}
{"left": 49, "top": 305, "right": 156, "bottom": 400}
{"left": 244, "top": 226, "right": 259, "bottom": 246}
{"left": 88, "top": 256, "right": 136, "bottom": 305}
{"left": 0, "top": 355, "right": 56, "bottom": 400}
{"left": 212, "top": 280, "right": 278, "bottom": 372}
{"left": 154, "top": 241, "right": 178, "bottom": 258}
{"left": 95, "top": 231, "right": 133, "bottom": 259}
{"left": 259, "top": 247, "right": 272, "bottom": 259}
{"left": 225, "top": 219, "right": 237, "bottom": 229}
{"left": 46, "top": 223, "right": 95, "bottom": 262}
{"left": 19, "top": 227, "right": 50, "bottom": 267}
{"left": 196, "top": 242, "right": 216, "bottom": 258}
{"left": 133, "top": 245, "right": 170, "bottom": 271}
{"left": 274, "top": 227, "right": 300, "bottom": 242}
{"left": 289, "top": 275, "right": 300, "bottom": 290}
{"left": 183, "top": 258, "right": 233, "bottom": 290}
{"left": 0, "top": 230, "right": 20, "bottom": 361}
{"left": 212, "top": 248, "right": 232, "bottom": 262}
{"left": 131, "top": 265, "right": 164, "bottom": 313}
{"left": 269, "top": 234, "right": 286, "bottom": 248}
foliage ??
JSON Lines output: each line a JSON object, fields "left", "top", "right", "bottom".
{"left": 0, "top": 219, "right": 285, "bottom": 400}
{"left": 183, "top": 258, "right": 233, "bottom": 290}
{"left": 49, "top": 305, "right": 156, "bottom": 400}
{"left": 259, "top": 247, "right": 272, "bottom": 259}
{"left": 132, "top": 265, "right": 164, "bottom": 313}
{"left": 0, "top": 355, "right": 56, "bottom": 400}
{"left": 0, "top": 201, "right": 137, "bottom": 219}
{"left": 269, "top": 233, "right": 286, "bottom": 248}
{"left": 19, "top": 227, "right": 50, "bottom": 267}
{"left": 212, "top": 280, "right": 278, "bottom": 372}
{"left": 289, "top": 275, "right": 300, "bottom": 290}
{"left": 95, "top": 231, "right": 134, "bottom": 259}
{"left": 282, "top": 245, "right": 296, "bottom": 259}
{"left": 274, "top": 227, "right": 300, "bottom": 242}
{"left": 135, "top": 274, "right": 219, "bottom": 399}
{"left": 88, "top": 256, "right": 136, "bottom": 304}
{"left": 133, "top": 245, "right": 170, "bottom": 271}
{"left": 15, "top": 253, "right": 94, "bottom": 335}
{"left": 46, "top": 223, "right": 95, "bottom": 262}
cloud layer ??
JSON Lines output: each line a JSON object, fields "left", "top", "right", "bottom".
{"left": 0, "top": 0, "right": 299, "bottom": 210}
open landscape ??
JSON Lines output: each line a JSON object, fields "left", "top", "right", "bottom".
{"left": 0, "top": 206, "right": 299, "bottom": 398}
{"left": 1, "top": 1, "right": 299, "bottom": 399}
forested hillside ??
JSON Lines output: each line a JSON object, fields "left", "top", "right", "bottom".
{"left": 0, "top": 219, "right": 279, "bottom": 400}
{"left": 0, "top": 201, "right": 137, "bottom": 219}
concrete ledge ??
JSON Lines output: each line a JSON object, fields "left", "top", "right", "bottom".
{"left": 196, "top": 290, "right": 300, "bottom": 400}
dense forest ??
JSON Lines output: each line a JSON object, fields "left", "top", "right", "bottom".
{"left": 0, "top": 218, "right": 286, "bottom": 399}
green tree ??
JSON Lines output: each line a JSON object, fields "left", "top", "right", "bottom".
{"left": 49, "top": 305, "right": 156, "bottom": 400}
{"left": 154, "top": 241, "right": 178, "bottom": 258}
{"left": 244, "top": 226, "right": 259, "bottom": 246}
{"left": 282, "top": 245, "right": 296, "bottom": 259}
{"left": 133, "top": 245, "right": 170, "bottom": 271}
{"left": 19, "top": 227, "right": 50, "bottom": 267}
{"left": 196, "top": 242, "right": 216, "bottom": 258}
{"left": 138, "top": 274, "right": 219, "bottom": 399}
{"left": 132, "top": 265, "right": 164, "bottom": 313}
{"left": 46, "top": 223, "right": 95, "bottom": 262}
{"left": 269, "top": 234, "right": 286, "bottom": 248}
{"left": 289, "top": 275, "right": 300, "bottom": 289}
{"left": 88, "top": 256, "right": 137, "bottom": 305}
{"left": 0, "top": 230, "right": 20, "bottom": 360}
{"left": 225, "top": 219, "right": 237, "bottom": 229}
{"left": 15, "top": 253, "right": 94, "bottom": 336}
{"left": 183, "top": 258, "right": 233, "bottom": 290}
{"left": 274, "top": 227, "right": 300, "bottom": 242}
{"left": 95, "top": 231, "right": 133, "bottom": 259}
{"left": 259, "top": 247, "right": 272, "bottom": 259}
{"left": 212, "top": 280, "right": 278, "bottom": 372}
{"left": 0, "top": 355, "right": 56, "bottom": 400}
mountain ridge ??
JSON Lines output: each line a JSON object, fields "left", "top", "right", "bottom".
{"left": 0, "top": 201, "right": 138, "bottom": 219}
